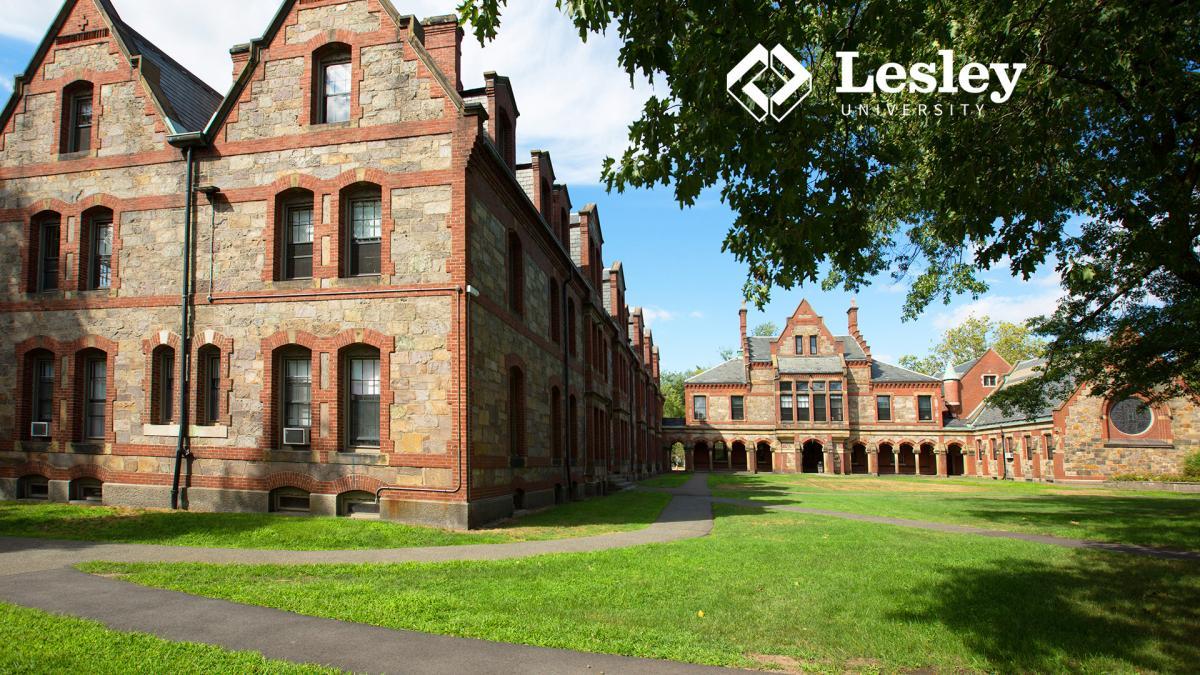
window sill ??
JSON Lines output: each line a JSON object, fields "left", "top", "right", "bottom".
{"left": 1104, "top": 440, "right": 1173, "bottom": 449}
{"left": 328, "top": 275, "right": 382, "bottom": 289}
{"left": 142, "top": 424, "right": 229, "bottom": 439}
{"left": 57, "top": 150, "right": 91, "bottom": 161}
{"left": 330, "top": 451, "right": 387, "bottom": 466}
{"left": 309, "top": 120, "right": 355, "bottom": 130}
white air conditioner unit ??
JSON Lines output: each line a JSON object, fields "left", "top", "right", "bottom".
{"left": 30, "top": 422, "right": 50, "bottom": 438}
{"left": 282, "top": 427, "right": 309, "bottom": 446}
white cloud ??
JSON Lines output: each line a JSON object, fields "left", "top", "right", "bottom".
{"left": 5, "top": 1, "right": 652, "bottom": 184}
{"left": 641, "top": 306, "right": 676, "bottom": 326}
{"left": 0, "top": 79, "right": 11, "bottom": 94}
{"left": 688, "top": 310, "right": 705, "bottom": 319}
{"left": 931, "top": 289, "right": 1063, "bottom": 331}
{"left": 873, "top": 353, "right": 895, "bottom": 364}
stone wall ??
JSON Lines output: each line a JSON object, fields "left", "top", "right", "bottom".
{"left": 285, "top": 0, "right": 381, "bottom": 45}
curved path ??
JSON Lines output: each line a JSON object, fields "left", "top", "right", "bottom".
{"left": 0, "top": 474, "right": 729, "bottom": 674}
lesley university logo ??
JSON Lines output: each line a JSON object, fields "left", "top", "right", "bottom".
{"left": 727, "top": 44, "right": 811, "bottom": 122}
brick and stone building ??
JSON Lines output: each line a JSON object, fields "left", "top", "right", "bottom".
{"left": 0, "top": 0, "right": 665, "bottom": 528}
{"left": 674, "top": 299, "right": 1198, "bottom": 481}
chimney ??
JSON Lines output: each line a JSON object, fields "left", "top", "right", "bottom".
{"left": 230, "top": 43, "right": 250, "bottom": 81}
{"left": 421, "top": 15, "right": 462, "bottom": 92}
{"left": 942, "top": 362, "right": 962, "bottom": 411}
{"left": 739, "top": 301, "right": 748, "bottom": 356}
{"left": 847, "top": 297, "right": 859, "bottom": 335}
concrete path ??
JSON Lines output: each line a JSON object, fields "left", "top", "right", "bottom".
{"left": 0, "top": 474, "right": 730, "bottom": 674}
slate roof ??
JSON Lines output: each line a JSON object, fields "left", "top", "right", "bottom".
{"left": 967, "top": 358, "right": 1071, "bottom": 428}
{"left": 685, "top": 359, "right": 746, "bottom": 384}
{"left": 953, "top": 356, "right": 982, "bottom": 376}
{"left": 778, "top": 356, "right": 844, "bottom": 374}
{"left": 747, "top": 336, "right": 772, "bottom": 362}
{"left": 870, "top": 361, "right": 940, "bottom": 383}
{"left": 839, "top": 335, "right": 867, "bottom": 360}
{"left": 101, "top": 1, "right": 222, "bottom": 133}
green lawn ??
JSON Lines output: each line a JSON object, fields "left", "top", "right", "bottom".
{"left": 638, "top": 471, "right": 693, "bottom": 488}
{"left": 84, "top": 504, "right": 1200, "bottom": 673}
{"left": 0, "top": 602, "right": 334, "bottom": 673}
{"left": 709, "top": 473, "right": 1200, "bottom": 551}
{"left": 0, "top": 490, "right": 669, "bottom": 550}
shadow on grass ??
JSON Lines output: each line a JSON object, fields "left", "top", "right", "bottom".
{"left": 892, "top": 553, "right": 1200, "bottom": 672}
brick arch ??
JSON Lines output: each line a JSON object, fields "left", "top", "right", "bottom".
{"left": 875, "top": 439, "right": 895, "bottom": 451}
{"left": 67, "top": 463, "right": 110, "bottom": 481}
{"left": 752, "top": 437, "right": 774, "bottom": 448}
{"left": 260, "top": 333, "right": 320, "bottom": 451}
{"left": 330, "top": 474, "right": 385, "bottom": 495}
{"left": 73, "top": 194, "right": 125, "bottom": 291}
{"left": 19, "top": 200, "right": 73, "bottom": 295}
{"left": 264, "top": 471, "right": 322, "bottom": 494}
{"left": 329, "top": 172, "right": 395, "bottom": 278}
{"left": 332, "top": 334, "right": 395, "bottom": 453}
{"left": 896, "top": 438, "right": 918, "bottom": 448}
{"left": 799, "top": 437, "right": 825, "bottom": 447}
{"left": 263, "top": 176, "right": 322, "bottom": 282}
{"left": 11, "top": 460, "right": 61, "bottom": 481}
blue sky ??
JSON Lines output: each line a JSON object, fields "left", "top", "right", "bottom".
{"left": 1, "top": 1, "right": 1064, "bottom": 373}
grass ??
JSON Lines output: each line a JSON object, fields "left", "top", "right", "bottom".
{"left": 85, "top": 504, "right": 1200, "bottom": 673}
{"left": 0, "top": 601, "right": 334, "bottom": 673}
{"left": 0, "top": 490, "right": 669, "bottom": 550}
{"left": 638, "top": 471, "right": 693, "bottom": 488}
{"left": 708, "top": 473, "right": 1200, "bottom": 551}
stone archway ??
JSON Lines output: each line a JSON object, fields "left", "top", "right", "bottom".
{"left": 756, "top": 442, "right": 773, "bottom": 472}
{"left": 801, "top": 440, "right": 824, "bottom": 473}
{"left": 878, "top": 443, "right": 895, "bottom": 473}
{"left": 730, "top": 441, "right": 749, "bottom": 471}
{"left": 918, "top": 443, "right": 937, "bottom": 475}
{"left": 947, "top": 443, "right": 965, "bottom": 476}
{"left": 898, "top": 443, "right": 916, "bottom": 475}
{"left": 850, "top": 443, "right": 869, "bottom": 474}
{"left": 694, "top": 441, "right": 711, "bottom": 472}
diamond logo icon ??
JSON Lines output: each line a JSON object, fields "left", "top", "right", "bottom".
{"left": 727, "top": 44, "right": 811, "bottom": 122}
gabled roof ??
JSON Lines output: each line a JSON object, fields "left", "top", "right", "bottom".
{"left": 953, "top": 356, "right": 982, "bottom": 376}
{"left": 838, "top": 335, "right": 867, "bottom": 360}
{"left": 2, "top": 0, "right": 221, "bottom": 136}
{"left": 966, "top": 358, "right": 1072, "bottom": 428}
{"left": 685, "top": 359, "right": 746, "bottom": 385}
{"left": 870, "top": 361, "right": 940, "bottom": 383}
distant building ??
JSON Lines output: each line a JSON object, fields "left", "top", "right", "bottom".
{"left": 677, "top": 299, "right": 1197, "bottom": 481}
{"left": 0, "top": 0, "right": 664, "bottom": 527}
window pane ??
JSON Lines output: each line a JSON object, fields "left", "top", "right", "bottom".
{"left": 877, "top": 396, "right": 891, "bottom": 420}
{"left": 829, "top": 394, "right": 843, "bottom": 421}
{"left": 813, "top": 394, "right": 826, "bottom": 422}
{"left": 205, "top": 353, "right": 221, "bottom": 424}
{"left": 86, "top": 359, "right": 105, "bottom": 438}
{"left": 349, "top": 357, "right": 380, "bottom": 446}
{"left": 779, "top": 381, "right": 791, "bottom": 392}
{"left": 323, "top": 60, "right": 352, "bottom": 124}
{"left": 812, "top": 381, "right": 825, "bottom": 392}
{"left": 284, "top": 357, "right": 311, "bottom": 429}
{"left": 289, "top": 207, "right": 313, "bottom": 244}
{"left": 351, "top": 199, "right": 381, "bottom": 239}
{"left": 731, "top": 396, "right": 744, "bottom": 421}
{"left": 918, "top": 395, "right": 932, "bottom": 421}
{"left": 34, "top": 359, "right": 54, "bottom": 423}
{"left": 797, "top": 394, "right": 810, "bottom": 421}
{"left": 796, "top": 381, "right": 809, "bottom": 392}
{"left": 41, "top": 222, "right": 60, "bottom": 291}
{"left": 287, "top": 205, "right": 313, "bottom": 279}
{"left": 810, "top": 335, "right": 818, "bottom": 354}
{"left": 780, "top": 394, "right": 793, "bottom": 422}
{"left": 693, "top": 396, "right": 706, "bottom": 419}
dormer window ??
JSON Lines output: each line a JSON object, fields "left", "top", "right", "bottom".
{"left": 61, "top": 81, "right": 93, "bottom": 154}
{"left": 794, "top": 335, "right": 803, "bottom": 354}
{"left": 809, "top": 335, "right": 818, "bottom": 354}
{"left": 315, "top": 44, "right": 351, "bottom": 124}
{"left": 983, "top": 374, "right": 998, "bottom": 387}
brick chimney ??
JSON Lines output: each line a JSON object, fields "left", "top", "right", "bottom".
{"left": 230, "top": 44, "right": 250, "bottom": 81}
{"left": 422, "top": 15, "right": 462, "bottom": 92}
{"left": 847, "top": 298, "right": 859, "bottom": 335}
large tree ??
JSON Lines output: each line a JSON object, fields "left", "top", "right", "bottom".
{"left": 900, "top": 316, "right": 1046, "bottom": 376}
{"left": 752, "top": 321, "right": 779, "bottom": 337}
{"left": 460, "top": 0, "right": 1199, "bottom": 410}
{"left": 660, "top": 368, "right": 704, "bottom": 418}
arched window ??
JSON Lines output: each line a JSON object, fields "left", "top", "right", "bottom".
{"left": 341, "top": 183, "right": 382, "bottom": 277}
{"left": 341, "top": 344, "right": 381, "bottom": 450}
{"left": 276, "top": 188, "right": 315, "bottom": 280}
{"left": 23, "top": 349, "right": 55, "bottom": 440}
{"left": 76, "top": 348, "right": 107, "bottom": 441}
{"left": 550, "top": 386, "right": 562, "bottom": 464}
{"left": 508, "top": 366, "right": 524, "bottom": 460}
{"left": 270, "top": 486, "right": 310, "bottom": 513}
{"left": 548, "top": 277, "right": 560, "bottom": 342}
{"left": 313, "top": 43, "right": 351, "bottom": 124}
{"left": 276, "top": 346, "right": 312, "bottom": 447}
{"left": 337, "top": 490, "right": 377, "bottom": 517}
{"left": 150, "top": 345, "right": 176, "bottom": 424}
{"left": 568, "top": 394, "right": 578, "bottom": 463}
{"left": 28, "top": 211, "right": 61, "bottom": 293}
{"left": 507, "top": 231, "right": 523, "bottom": 315}
{"left": 197, "top": 344, "right": 222, "bottom": 425}
{"left": 566, "top": 297, "right": 577, "bottom": 356}
{"left": 61, "top": 81, "right": 93, "bottom": 153}
{"left": 496, "top": 108, "right": 514, "bottom": 166}
{"left": 81, "top": 206, "right": 114, "bottom": 290}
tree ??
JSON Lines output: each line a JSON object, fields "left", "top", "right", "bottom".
{"left": 752, "top": 321, "right": 778, "bottom": 337}
{"left": 718, "top": 346, "right": 738, "bottom": 361}
{"left": 460, "top": 0, "right": 1200, "bottom": 410}
{"left": 900, "top": 316, "right": 1045, "bottom": 376}
{"left": 660, "top": 367, "right": 704, "bottom": 418}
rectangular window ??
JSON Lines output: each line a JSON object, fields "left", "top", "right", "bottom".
{"left": 731, "top": 395, "right": 744, "bottom": 421}
{"left": 286, "top": 204, "right": 313, "bottom": 279}
{"left": 89, "top": 218, "right": 112, "bottom": 289}
{"left": 809, "top": 335, "right": 818, "bottom": 354}
{"left": 693, "top": 395, "right": 707, "bottom": 421}
{"left": 203, "top": 352, "right": 221, "bottom": 425}
{"left": 990, "top": 439, "right": 998, "bottom": 460}
{"left": 159, "top": 352, "right": 174, "bottom": 423}
{"left": 828, "top": 381, "right": 842, "bottom": 392}
{"left": 797, "top": 394, "right": 810, "bottom": 422}
{"left": 983, "top": 374, "right": 998, "bottom": 387}
{"left": 812, "top": 381, "right": 825, "bottom": 393}
{"left": 348, "top": 357, "right": 380, "bottom": 446}
{"left": 33, "top": 358, "right": 54, "bottom": 424}
{"left": 876, "top": 395, "right": 892, "bottom": 421}
{"left": 349, "top": 197, "right": 381, "bottom": 276}
{"left": 321, "top": 59, "right": 352, "bottom": 123}
{"left": 84, "top": 358, "right": 106, "bottom": 439}
{"left": 780, "top": 393, "right": 793, "bottom": 422}
{"left": 69, "top": 93, "right": 92, "bottom": 153}
{"left": 917, "top": 395, "right": 933, "bottom": 421}
{"left": 813, "top": 393, "right": 826, "bottom": 422}
{"left": 284, "top": 358, "right": 312, "bottom": 430}
{"left": 40, "top": 220, "right": 59, "bottom": 291}
{"left": 794, "top": 335, "right": 803, "bottom": 354}
{"left": 1044, "top": 433, "right": 1054, "bottom": 459}
{"left": 829, "top": 394, "right": 843, "bottom": 421}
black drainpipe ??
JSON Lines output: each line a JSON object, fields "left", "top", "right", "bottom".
{"left": 169, "top": 137, "right": 201, "bottom": 509}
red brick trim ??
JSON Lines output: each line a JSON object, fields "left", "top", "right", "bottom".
{"left": 140, "top": 332, "right": 183, "bottom": 424}
{"left": 192, "top": 332, "right": 235, "bottom": 426}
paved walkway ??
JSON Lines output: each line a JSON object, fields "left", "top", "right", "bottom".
{"left": 0, "top": 474, "right": 730, "bottom": 674}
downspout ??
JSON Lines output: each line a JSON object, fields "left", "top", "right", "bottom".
{"left": 169, "top": 139, "right": 200, "bottom": 509}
